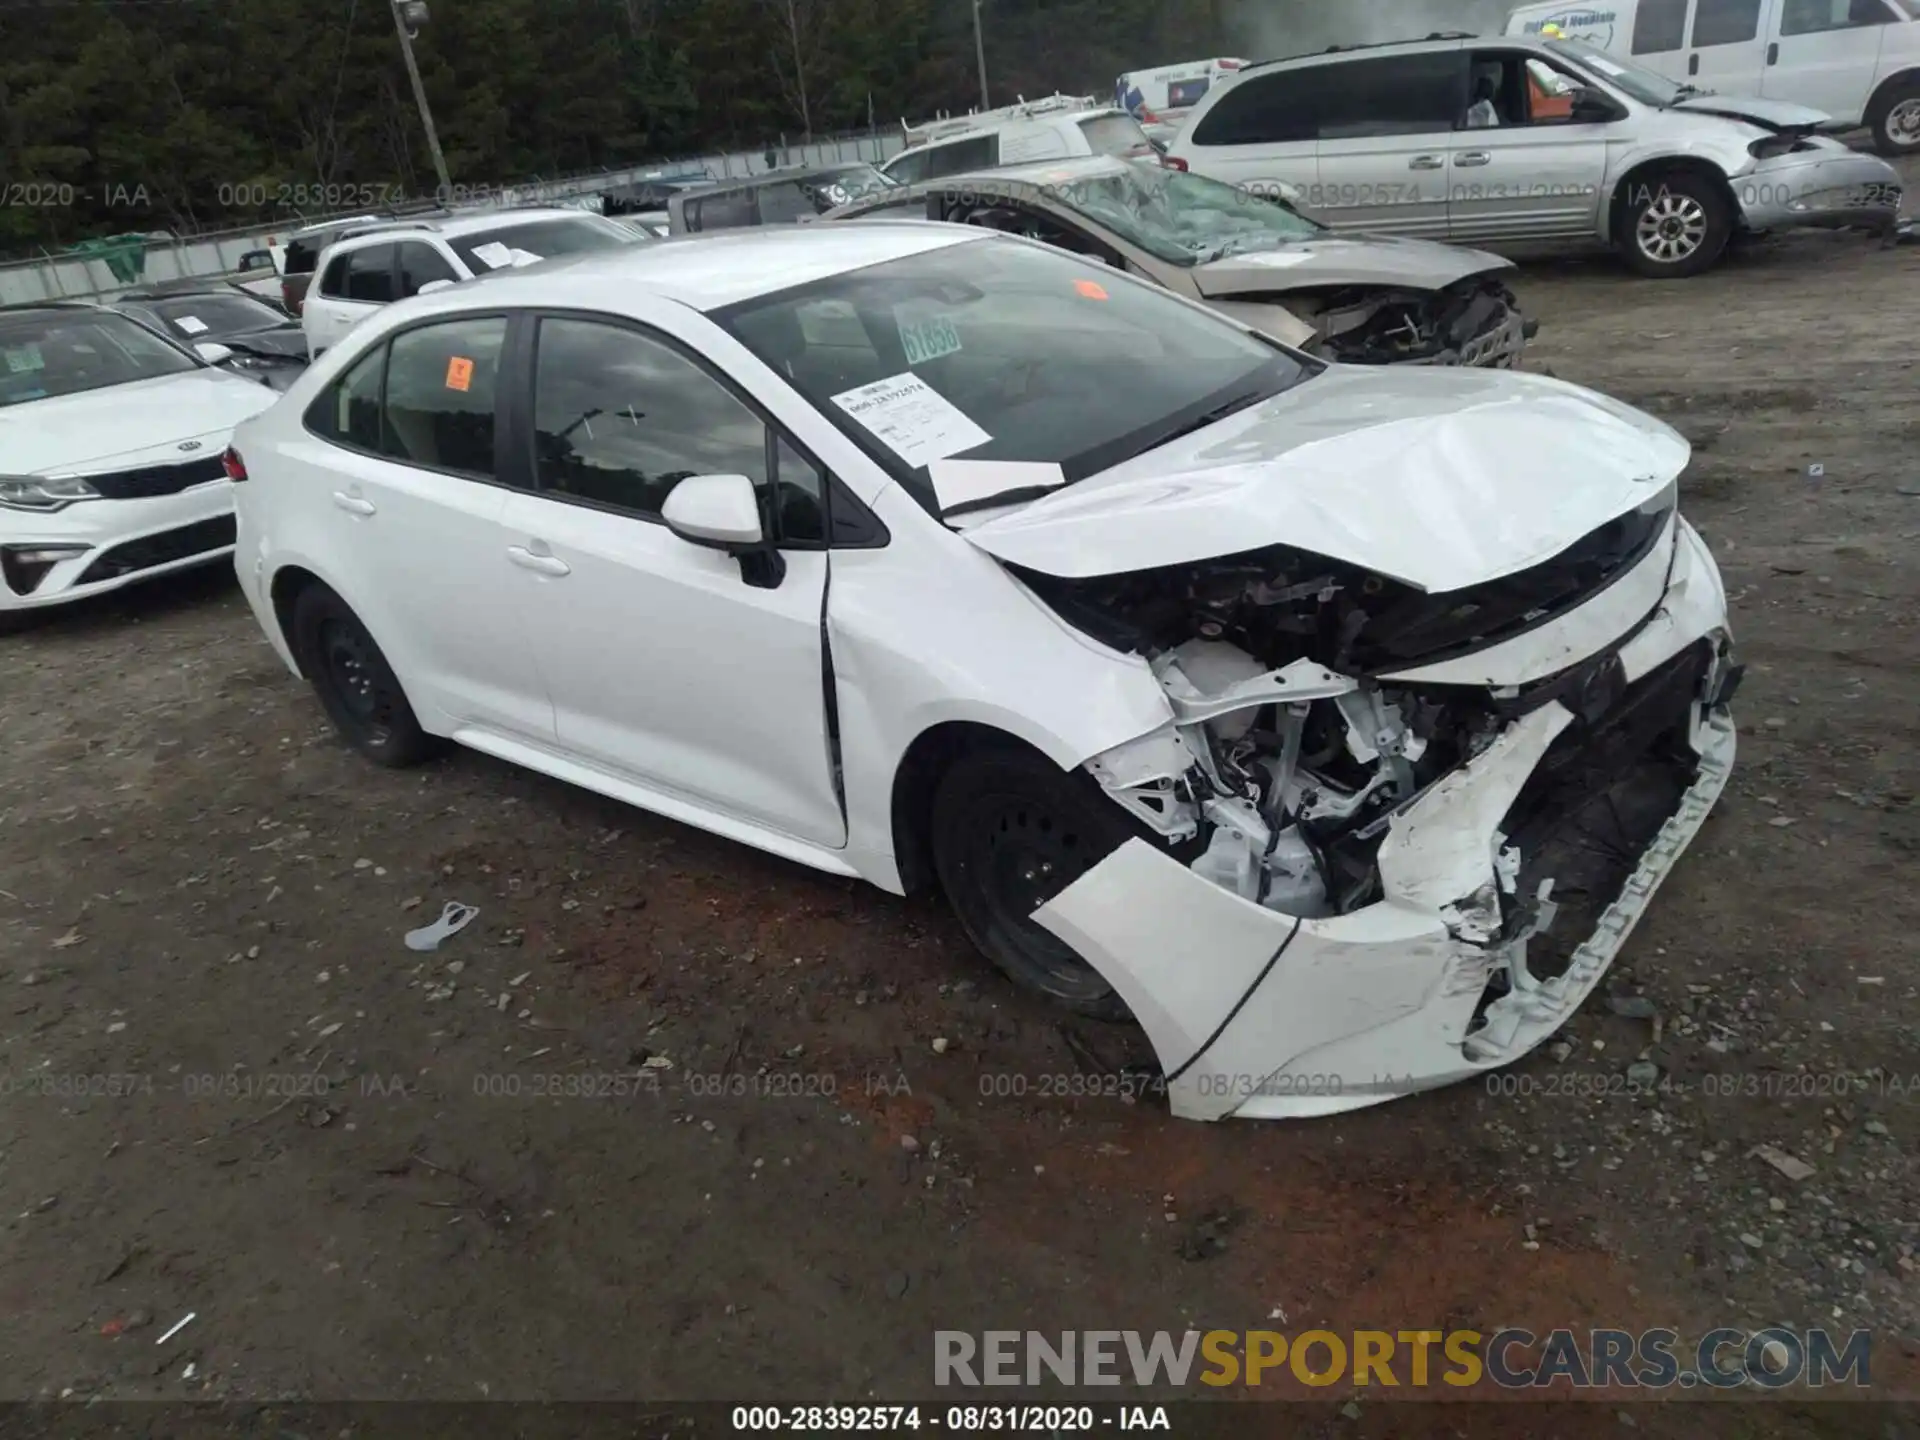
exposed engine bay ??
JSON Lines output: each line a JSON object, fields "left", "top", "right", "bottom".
{"left": 1266, "top": 278, "right": 1528, "bottom": 367}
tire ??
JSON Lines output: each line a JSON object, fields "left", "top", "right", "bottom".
{"left": 289, "top": 583, "right": 442, "bottom": 768}
{"left": 1868, "top": 79, "right": 1920, "bottom": 158}
{"left": 1615, "top": 168, "right": 1734, "bottom": 279}
{"left": 930, "top": 745, "right": 1148, "bottom": 1021}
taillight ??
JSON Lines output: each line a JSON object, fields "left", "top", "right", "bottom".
{"left": 1162, "top": 154, "right": 1189, "bottom": 171}
{"left": 282, "top": 277, "right": 301, "bottom": 315}
{"left": 223, "top": 446, "right": 249, "bottom": 482}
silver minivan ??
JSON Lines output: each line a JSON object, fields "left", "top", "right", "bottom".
{"left": 1166, "top": 32, "right": 1904, "bottom": 276}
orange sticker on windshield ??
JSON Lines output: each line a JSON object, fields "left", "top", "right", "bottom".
{"left": 1073, "top": 279, "right": 1110, "bottom": 301}
{"left": 445, "top": 356, "right": 474, "bottom": 391}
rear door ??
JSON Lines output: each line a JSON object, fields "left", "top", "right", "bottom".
{"left": 1763, "top": 0, "right": 1900, "bottom": 121}
{"left": 1312, "top": 52, "right": 1467, "bottom": 237}
{"left": 1685, "top": 0, "right": 1771, "bottom": 90}
{"left": 306, "top": 243, "right": 396, "bottom": 356}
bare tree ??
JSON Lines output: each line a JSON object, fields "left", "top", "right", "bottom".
{"left": 757, "top": 0, "right": 829, "bottom": 139}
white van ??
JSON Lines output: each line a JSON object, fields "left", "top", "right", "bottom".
{"left": 1506, "top": 0, "right": 1920, "bottom": 153}
{"left": 881, "top": 95, "right": 1156, "bottom": 184}
{"left": 1114, "top": 58, "right": 1251, "bottom": 124}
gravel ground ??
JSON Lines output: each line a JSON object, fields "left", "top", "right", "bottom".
{"left": 1, "top": 171, "right": 1915, "bottom": 1430}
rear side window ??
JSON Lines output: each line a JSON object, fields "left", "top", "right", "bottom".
{"left": 379, "top": 316, "right": 508, "bottom": 478}
{"left": 1633, "top": 0, "right": 1691, "bottom": 52}
{"left": 885, "top": 149, "right": 933, "bottom": 185}
{"left": 1190, "top": 71, "right": 1322, "bottom": 145}
{"left": 1316, "top": 54, "right": 1466, "bottom": 137}
{"left": 304, "top": 346, "right": 385, "bottom": 451}
{"left": 1077, "top": 113, "right": 1154, "bottom": 157}
{"left": 343, "top": 245, "right": 397, "bottom": 303}
{"left": 687, "top": 190, "right": 757, "bottom": 231}
{"left": 396, "top": 241, "right": 459, "bottom": 297}
{"left": 922, "top": 135, "right": 997, "bottom": 179}
{"left": 317, "top": 256, "right": 350, "bottom": 298}
{"left": 1692, "top": 0, "right": 1765, "bottom": 44}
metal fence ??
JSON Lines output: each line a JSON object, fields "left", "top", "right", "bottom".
{"left": 0, "top": 130, "right": 905, "bottom": 306}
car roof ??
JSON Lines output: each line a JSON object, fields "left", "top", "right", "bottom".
{"left": 0, "top": 299, "right": 109, "bottom": 316}
{"left": 452, "top": 221, "right": 983, "bottom": 311}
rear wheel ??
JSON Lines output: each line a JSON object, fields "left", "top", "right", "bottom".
{"left": 1616, "top": 169, "right": 1733, "bottom": 279}
{"left": 930, "top": 745, "right": 1144, "bottom": 1021}
{"left": 1869, "top": 79, "right": 1920, "bottom": 157}
{"left": 290, "top": 583, "right": 441, "bottom": 768}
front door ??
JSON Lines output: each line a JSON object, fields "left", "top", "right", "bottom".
{"left": 500, "top": 313, "right": 846, "bottom": 849}
{"left": 306, "top": 243, "right": 394, "bottom": 355}
{"left": 1310, "top": 50, "right": 1467, "bottom": 238}
{"left": 1447, "top": 51, "right": 1612, "bottom": 247}
{"left": 1763, "top": 0, "right": 1898, "bottom": 122}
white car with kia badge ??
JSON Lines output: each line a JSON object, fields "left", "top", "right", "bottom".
{"left": 227, "top": 224, "right": 1740, "bottom": 1120}
{"left": 1, "top": 302, "right": 278, "bottom": 629}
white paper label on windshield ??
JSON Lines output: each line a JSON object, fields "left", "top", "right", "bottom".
{"left": 928, "top": 459, "right": 1065, "bottom": 514}
{"left": 830, "top": 372, "right": 990, "bottom": 470}
{"left": 175, "top": 315, "right": 210, "bottom": 335}
{"left": 897, "top": 313, "right": 962, "bottom": 366}
{"left": 1587, "top": 56, "right": 1626, "bottom": 76}
{"left": 470, "top": 241, "right": 514, "bottom": 269}
{"left": 507, "top": 247, "right": 543, "bottom": 267}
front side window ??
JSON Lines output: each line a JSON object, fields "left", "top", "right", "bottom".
{"left": 379, "top": 316, "right": 507, "bottom": 478}
{"left": 686, "top": 190, "right": 757, "bottom": 232}
{"left": 396, "top": 242, "right": 460, "bottom": 296}
{"left": 923, "top": 136, "right": 997, "bottom": 179}
{"left": 304, "top": 346, "right": 385, "bottom": 450}
{"left": 1693, "top": 0, "right": 1765, "bottom": 44}
{"left": 344, "top": 245, "right": 397, "bottom": 304}
{"left": 1076, "top": 113, "right": 1156, "bottom": 159}
{"left": 1781, "top": 0, "right": 1897, "bottom": 31}
{"left": 755, "top": 182, "right": 817, "bottom": 225}
{"left": 715, "top": 235, "right": 1313, "bottom": 512}
{"left": 884, "top": 148, "right": 934, "bottom": 186}
{"left": 0, "top": 308, "right": 199, "bottom": 407}
{"left": 1632, "top": 0, "right": 1691, "bottom": 52}
{"left": 532, "top": 317, "right": 768, "bottom": 518}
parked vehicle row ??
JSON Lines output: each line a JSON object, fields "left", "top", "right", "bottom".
{"left": 220, "top": 224, "right": 1740, "bottom": 1120}
{"left": 1165, "top": 32, "right": 1905, "bottom": 276}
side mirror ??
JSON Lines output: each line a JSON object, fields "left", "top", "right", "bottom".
{"left": 1568, "top": 87, "right": 1621, "bottom": 123}
{"left": 662, "top": 473, "right": 785, "bottom": 588}
{"left": 417, "top": 279, "right": 455, "bottom": 295}
{"left": 194, "top": 341, "right": 235, "bottom": 365}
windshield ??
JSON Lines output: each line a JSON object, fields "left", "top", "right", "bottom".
{"left": 1039, "top": 162, "right": 1323, "bottom": 265}
{"left": 450, "top": 215, "right": 636, "bottom": 271}
{"left": 1891, "top": 0, "right": 1917, "bottom": 15}
{"left": 713, "top": 235, "right": 1313, "bottom": 513}
{"left": 0, "top": 308, "right": 200, "bottom": 408}
{"left": 1546, "top": 38, "right": 1690, "bottom": 105}
{"left": 141, "top": 293, "right": 289, "bottom": 339}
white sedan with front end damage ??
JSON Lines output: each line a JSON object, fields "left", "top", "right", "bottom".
{"left": 227, "top": 223, "right": 1737, "bottom": 1121}
{"left": 1, "top": 301, "right": 279, "bottom": 630}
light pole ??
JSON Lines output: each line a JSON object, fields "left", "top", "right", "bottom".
{"left": 390, "top": 0, "right": 453, "bottom": 200}
{"left": 972, "top": 0, "right": 989, "bottom": 111}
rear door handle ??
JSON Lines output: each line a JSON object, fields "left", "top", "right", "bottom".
{"left": 507, "top": 545, "right": 571, "bottom": 577}
{"left": 1688, "top": 52, "right": 1700, "bottom": 75}
{"left": 1766, "top": 41, "right": 1779, "bottom": 63}
{"left": 331, "top": 491, "right": 376, "bottom": 516}
{"left": 1410, "top": 154, "right": 1446, "bottom": 170}
{"left": 1455, "top": 151, "right": 1492, "bottom": 167}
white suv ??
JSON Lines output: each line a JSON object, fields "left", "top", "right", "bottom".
{"left": 301, "top": 209, "right": 639, "bottom": 356}
{"left": 882, "top": 95, "right": 1158, "bottom": 184}
{"left": 1167, "top": 32, "right": 1904, "bottom": 276}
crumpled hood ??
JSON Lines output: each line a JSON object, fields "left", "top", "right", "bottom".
{"left": 1193, "top": 233, "right": 1512, "bottom": 298}
{"left": 1671, "top": 93, "right": 1829, "bottom": 131}
{"left": 0, "top": 369, "right": 277, "bottom": 476}
{"left": 959, "top": 366, "right": 1689, "bottom": 593}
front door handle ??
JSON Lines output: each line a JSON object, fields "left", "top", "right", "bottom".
{"left": 1766, "top": 41, "right": 1779, "bottom": 64}
{"left": 1688, "top": 52, "right": 1700, "bottom": 75}
{"left": 1410, "top": 154, "right": 1446, "bottom": 170}
{"left": 1455, "top": 151, "right": 1492, "bottom": 167}
{"left": 507, "top": 545, "right": 571, "bottom": 577}
{"left": 331, "top": 491, "right": 376, "bottom": 516}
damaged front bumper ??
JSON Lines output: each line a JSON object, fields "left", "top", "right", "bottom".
{"left": 1034, "top": 520, "right": 1737, "bottom": 1121}
{"left": 1737, "top": 145, "right": 1904, "bottom": 236}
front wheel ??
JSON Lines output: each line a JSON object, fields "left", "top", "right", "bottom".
{"left": 1868, "top": 81, "right": 1920, "bottom": 157}
{"left": 290, "top": 583, "right": 442, "bottom": 768}
{"left": 1617, "top": 170, "right": 1733, "bottom": 279}
{"left": 930, "top": 746, "right": 1141, "bottom": 1021}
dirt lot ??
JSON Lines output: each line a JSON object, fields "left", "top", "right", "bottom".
{"left": 2, "top": 173, "right": 1916, "bottom": 1432}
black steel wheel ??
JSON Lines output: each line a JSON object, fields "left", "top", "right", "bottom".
{"left": 290, "top": 583, "right": 442, "bottom": 768}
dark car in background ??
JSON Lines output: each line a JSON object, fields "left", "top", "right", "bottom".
{"left": 114, "top": 287, "right": 311, "bottom": 391}
{"left": 667, "top": 163, "right": 899, "bottom": 234}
